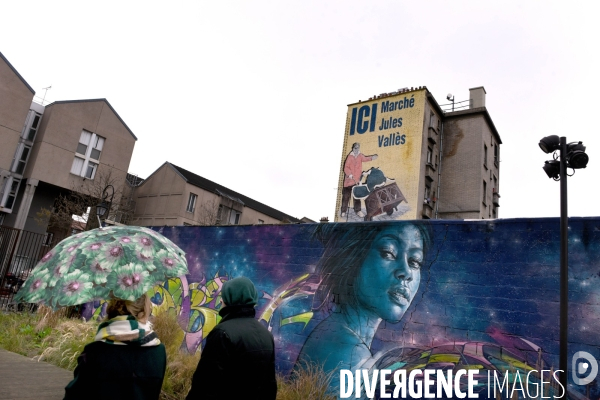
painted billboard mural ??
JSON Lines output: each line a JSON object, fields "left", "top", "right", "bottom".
{"left": 83, "top": 218, "right": 600, "bottom": 398}
{"left": 335, "top": 89, "right": 427, "bottom": 223}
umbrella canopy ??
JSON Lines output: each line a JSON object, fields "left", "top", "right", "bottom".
{"left": 15, "top": 226, "right": 188, "bottom": 309}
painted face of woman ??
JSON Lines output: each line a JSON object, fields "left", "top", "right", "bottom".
{"left": 354, "top": 225, "right": 424, "bottom": 322}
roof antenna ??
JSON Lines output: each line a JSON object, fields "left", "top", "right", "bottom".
{"left": 41, "top": 85, "right": 52, "bottom": 105}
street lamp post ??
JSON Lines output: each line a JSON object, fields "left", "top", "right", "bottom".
{"left": 559, "top": 137, "right": 568, "bottom": 395}
{"left": 96, "top": 185, "right": 114, "bottom": 227}
{"left": 539, "top": 135, "right": 589, "bottom": 395}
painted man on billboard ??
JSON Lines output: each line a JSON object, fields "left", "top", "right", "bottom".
{"left": 340, "top": 142, "right": 377, "bottom": 218}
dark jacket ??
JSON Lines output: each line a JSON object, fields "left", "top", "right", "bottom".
{"left": 186, "top": 305, "right": 277, "bottom": 399}
{"left": 64, "top": 341, "right": 166, "bottom": 400}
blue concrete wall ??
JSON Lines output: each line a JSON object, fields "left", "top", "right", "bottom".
{"left": 84, "top": 218, "right": 600, "bottom": 398}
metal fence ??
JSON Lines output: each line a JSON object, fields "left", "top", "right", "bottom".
{"left": 0, "top": 226, "right": 67, "bottom": 308}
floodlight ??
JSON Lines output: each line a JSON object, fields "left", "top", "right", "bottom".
{"left": 566, "top": 142, "right": 589, "bottom": 169}
{"left": 539, "top": 135, "right": 561, "bottom": 154}
{"left": 543, "top": 160, "right": 561, "bottom": 179}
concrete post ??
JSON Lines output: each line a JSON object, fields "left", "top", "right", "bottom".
{"left": 14, "top": 178, "right": 38, "bottom": 230}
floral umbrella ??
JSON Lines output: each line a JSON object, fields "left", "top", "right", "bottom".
{"left": 15, "top": 226, "right": 188, "bottom": 309}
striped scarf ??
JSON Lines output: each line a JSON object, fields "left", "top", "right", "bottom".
{"left": 95, "top": 315, "right": 161, "bottom": 346}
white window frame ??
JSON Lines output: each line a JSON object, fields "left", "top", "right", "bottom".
{"left": 21, "top": 110, "right": 42, "bottom": 142}
{"left": 229, "top": 211, "right": 241, "bottom": 225}
{"left": 186, "top": 193, "right": 197, "bottom": 213}
{"left": 0, "top": 176, "right": 21, "bottom": 211}
{"left": 71, "top": 130, "right": 105, "bottom": 179}
{"left": 11, "top": 143, "right": 32, "bottom": 175}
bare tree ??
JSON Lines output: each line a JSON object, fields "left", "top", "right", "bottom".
{"left": 195, "top": 198, "right": 220, "bottom": 226}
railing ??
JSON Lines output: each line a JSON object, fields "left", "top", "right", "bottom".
{"left": 0, "top": 226, "right": 67, "bottom": 308}
{"left": 439, "top": 99, "right": 472, "bottom": 113}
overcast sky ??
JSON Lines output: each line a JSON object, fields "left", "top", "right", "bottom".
{"left": 2, "top": 1, "right": 598, "bottom": 222}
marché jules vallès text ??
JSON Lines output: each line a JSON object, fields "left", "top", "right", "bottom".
{"left": 348, "top": 96, "right": 414, "bottom": 148}
{"left": 339, "top": 368, "right": 565, "bottom": 399}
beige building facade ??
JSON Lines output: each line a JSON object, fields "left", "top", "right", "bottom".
{"left": 439, "top": 89, "right": 501, "bottom": 219}
{"left": 0, "top": 52, "right": 37, "bottom": 222}
{"left": 0, "top": 52, "right": 137, "bottom": 232}
{"left": 132, "top": 162, "right": 300, "bottom": 226}
{"left": 335, "top": 85, "right": 501, "bottom": 221}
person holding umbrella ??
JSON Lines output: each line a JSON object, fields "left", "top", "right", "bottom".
{"left": 64, "top": 294, "right": 166, "bottom": 399}
{"left": 14, "top": 226, "right": 190, "bottom": 399}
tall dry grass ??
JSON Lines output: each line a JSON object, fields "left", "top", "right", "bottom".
{"left": 36, "top": 319, "right": 97, "bottom": 370}
{"left": 152, "top": 311, "right": 200, "bottom": 400}
{"left": 1, "top": 309, "right": 336, "bottom": 400}
{"left": 277, "top": 362, "right": 336, "bottom": 400}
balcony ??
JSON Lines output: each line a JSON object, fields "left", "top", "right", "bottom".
{"left": 427, "top": 127, "right": 437, "bottom": 144}
{"left": 425, "top": 163, "right": 436, "bottom": 182}
{"left": 422, "top": 202, "right": 433, "bottom": 219}
{"left": 493, "top": 189, "right": 500, "bottom": 207}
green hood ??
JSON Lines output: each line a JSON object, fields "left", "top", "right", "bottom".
{"left": 221, "top": 277, "right": 258, "bottom": 307}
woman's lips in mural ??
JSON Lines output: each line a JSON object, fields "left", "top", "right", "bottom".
{"left": 389, "top": 287, "right": 410, "bottom": 306}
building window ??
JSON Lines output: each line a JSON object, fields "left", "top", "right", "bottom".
{"left": 258, "top": 219, "right": 264, "bottom": 224}
{"left": 429, "top": 112, "right": 435, "bottom": 128}
{"left": 424, "top": 185, "right": 431, "bottom": 204}
{"left": 494, "top": 145, "right": 499, "bottom": 166}
{"left": 229, "top": 211, "right": 241, "bottom": 225}
{"left": 483, "top": 144, "right": 488, "bottom": 168}
{"left": 21, "top": 110, "right": 42, "bottom": 142}
{"left": 11, "top": 143, "right": 32, "bottom": 175}
{"left": 427, "top": 147, "right": 433, "bottom": 164}
{"left": 186, "top": 193, "right": 197, "bottom": 213}
{"left": 482, "top": 180, "right": 487, "bottom": 205}
{"left": 0, "top": 177, "right": 21, "bottom": 210}
{"left": 437, "top": 118, "right": 441, "bottom": 132}
{"left": 216, "top": 205, "right": 224, "bottom": 224}
{"left": 71, "top": 130, "right": 105, "bottom": 179}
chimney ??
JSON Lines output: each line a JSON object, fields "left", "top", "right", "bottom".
{"left": 469, "top": 86, "right": 486, "bottom": 109}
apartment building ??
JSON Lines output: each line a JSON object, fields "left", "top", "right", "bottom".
{"left": 335, "top": 86, "right": 501, "bottom": 221}
{"left": 0, "top": 51, "right": 137, "bottom": 233}
{"left": 132, "top": 162, "right": 300, "bottom": 226}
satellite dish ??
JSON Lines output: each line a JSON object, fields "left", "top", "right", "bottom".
{"left": 447, "top": 93, "right": 453, "bottom": 101}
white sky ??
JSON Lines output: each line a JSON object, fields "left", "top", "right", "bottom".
{"left": 2, "top": 1, "right": 598, "bottom": 222}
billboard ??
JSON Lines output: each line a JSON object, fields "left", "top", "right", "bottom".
{"left": 335, "top": 89, "right": 426, "bottom": 222}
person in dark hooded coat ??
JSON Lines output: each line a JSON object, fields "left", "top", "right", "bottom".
{"left": 186, "top": 277, "right": 277, "bottom": 400}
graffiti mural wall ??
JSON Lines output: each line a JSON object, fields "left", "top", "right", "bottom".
{"left": 84, "top": 218, "right": 600, "bottom": 398}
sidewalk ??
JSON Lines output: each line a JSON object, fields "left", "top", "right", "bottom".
{"left": 0, "top": 349, "right": 72, "bottom": 399}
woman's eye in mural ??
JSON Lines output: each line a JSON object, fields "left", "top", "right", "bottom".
{"left": 408, "top": 256, "right": 423, "bottom": 270}
{"left": 377, "top": 243, "right": 398, "bottom": 261}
